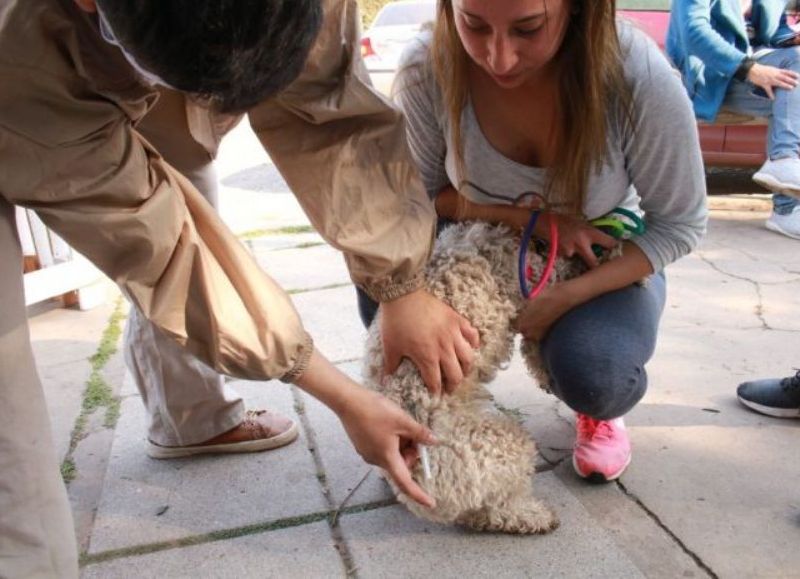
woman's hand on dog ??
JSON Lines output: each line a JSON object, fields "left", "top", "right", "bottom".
{"left": 339, "top": 389, "right": 438, "bottom": 508}
{"left": 381, "top": 288, "right": 480, "bottom": 396}
{"left": 516, "top": 284, "right": 573, "bottom": 342}
{"left": 294, "top": 348, "right": 438, "bottom": 509}
{"left": 549, "top": 214, "right": 617, "bottom": 268}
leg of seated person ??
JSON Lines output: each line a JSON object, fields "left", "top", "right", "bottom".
{"left": 725, "top": 47, "right": 800, "bottom": 236}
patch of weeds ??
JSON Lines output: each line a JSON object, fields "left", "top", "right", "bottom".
{"left": 61, "top": 458, "right": 77, "bottom": 484}
{"left": 496, "top": 403, "right": 528, "bottom": 423}
{"left": 104, "top": 398, "right": 121, "bottom": 429}
{"left": 89, "top": 304, "right": 125, "bottom": 368}
{"left": 83, "top": 372, "right": 114, "bottom": 413}
{"left": 238, "top": 225, "right": 314, "bottom": 240}
{"left": 62, "top": 298, "right": 126, "bottom": 485}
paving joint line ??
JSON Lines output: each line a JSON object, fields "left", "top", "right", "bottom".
{"left": 615, "top": 480, "right": 718, "bottom": 578}
{"left": 287, "top": 282, "right": 353, "bottom": 296}
{"left": 291, "top": 386, "right": 360, "bottom": 577}
{"left": 79, "top": 500, "right": 395, "bottom": 568}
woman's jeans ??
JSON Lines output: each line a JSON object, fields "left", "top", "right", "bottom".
{"left": 356, "top": 263, "right": 666, "bottom": 421}
{"left": 723, "top": 45, "right": 800, "bottom": 214}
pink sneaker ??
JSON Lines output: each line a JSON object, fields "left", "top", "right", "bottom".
{"left": 572, "top": 414, "right": 631, "bottom": 483}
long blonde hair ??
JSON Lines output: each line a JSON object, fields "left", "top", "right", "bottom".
{"left": 431, "top": 0, "right": 633, "bottom": 215}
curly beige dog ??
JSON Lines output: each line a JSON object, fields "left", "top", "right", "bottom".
{"left": 363, "top": 220, "right": 609, "bottom": 534}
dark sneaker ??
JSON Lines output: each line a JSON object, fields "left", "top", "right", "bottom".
{"left": 737, "top": 371, "right": 800, "bottom": 418}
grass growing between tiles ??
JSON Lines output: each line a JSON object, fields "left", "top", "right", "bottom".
{"left": 60, "top": 297, "right": 126, "bottom": 483}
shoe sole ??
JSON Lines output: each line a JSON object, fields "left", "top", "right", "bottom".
{"left": 737, "top": 395, "right": 800, "bottom": 418}
{"left": 753, "top": 172, "right": 800, "bottom": 199}
{"left": 572, "top": 453, "right": 632, "bottom": 484}
{"left": 147, "top": 421, "right": 300, "bottom": 459}
{"left": 764, "top": 219, "right": 800, "bottom": 240}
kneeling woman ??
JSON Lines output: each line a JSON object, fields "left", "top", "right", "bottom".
{"left": 359, "top": 0, "right": 707, "bottom": 482}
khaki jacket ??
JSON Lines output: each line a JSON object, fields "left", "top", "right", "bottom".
{"left": 0, "top": 0, "right": 435, "bottom": 382}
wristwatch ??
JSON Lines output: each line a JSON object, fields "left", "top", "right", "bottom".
{"left": 735, "top": 56, "right": 756, "bottom": 81}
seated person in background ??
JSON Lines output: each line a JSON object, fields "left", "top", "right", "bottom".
{"left": 667, "top": 0, "right": 800, "bottom": 240}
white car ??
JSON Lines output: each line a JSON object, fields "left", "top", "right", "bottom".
{"left": 361, "top": 0, "right": 436, "bottom": 73}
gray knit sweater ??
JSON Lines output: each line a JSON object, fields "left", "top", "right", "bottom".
{"left": 394, "top": 23, "right": 708, "bottom": 272}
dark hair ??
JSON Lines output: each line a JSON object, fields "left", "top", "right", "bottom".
{"left": 96, "top": 0, "right": 323, "bottom": 113}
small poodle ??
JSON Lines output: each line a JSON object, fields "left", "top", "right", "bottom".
{"left": 363, "top": 220, "right": 611, "bottom": 534}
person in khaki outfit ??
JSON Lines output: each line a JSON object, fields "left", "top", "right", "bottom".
{"left": 0, "top": 0, "right": 480, "bottom": 576}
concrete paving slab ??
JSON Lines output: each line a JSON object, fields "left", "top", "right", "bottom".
{"left": 119, "top": 369, "right": 139, "bottom": 399}
{"left": 340, "top": 472, "right": 645, "bottom": 579}
{"left": 291, "top": 285, "right": 367, "bottom": 364}
{"left": 221, "top": 163, "right": 291, "bottom": 195}
{"left": 702, "top": 211, "right": 799, "bottom": 270}
{"left": 70, "top": 415, "right": 116, "bottom": 552}
{"left": 81, "top": 521, "right": 341, "bottom": 579}
{"left": 220, "top": 189, "right": 310, "bottom": 235}
{"left": 601, "top": 255, "right": 800, "bottom": 579}
{"left": 760, "top": 280, "right": 800, "bottom": 332}
{"left": 214, "top": 123, "right": 311, "bottom": 235}
{"left": 28, "top": 300, "right": 117, "bottom": 461}
{"left": 550, "top": 462, "right": 704, "bottom": 579}
{"left": 243, "top": 232, "right": 323, "bottom": 252}
{"left": 619, "top": 419, "right": 800, "bottom": 578}
{"left": 252, "top": 244, "right": 352, "bottom": 294}
{"left": 663, "top": 253, "right": 765, "bottom": 331}
{"left": 214, "top": 120, "right": 273, "bottom": 181}
{"left": 87, "top": 381, "right": 327, "bottom": 554}
{"left": 296, "top": 361, "right": 394, "bottom": 508}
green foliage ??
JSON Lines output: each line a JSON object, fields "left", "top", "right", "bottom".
{"left": 104, "top": 398, "right": 122, "bottom": 429}
{"left": 360, "top": 0, "right": 392, "bottom": 27}
{"left": 238, "top": 225, "right": 315, "bottom": 240}
{"left": 61, "top": 458, "right": 77, "bottom": 484}
{"left": 63, "top": 298, "right": 126, "bottom": 485}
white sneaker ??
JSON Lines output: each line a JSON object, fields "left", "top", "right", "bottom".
{"left": 753, "top": 158, "right": 800, "bottom": 199}
{"left": 765, "top": 206, "right": 800, "bottom": 240}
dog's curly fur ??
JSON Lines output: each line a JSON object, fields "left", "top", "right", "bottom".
{"left": 363, "top": 221, "right": 621, "bottom": 534}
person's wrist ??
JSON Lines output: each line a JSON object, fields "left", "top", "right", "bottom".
{"left": 331, "top": 384, "right": 370, "bottom": 419}
{"left": 294, "top": 349, "right": 360, "bottom": 415}
{"left": 382, "top": 286, "right": 424, "bottom": 306}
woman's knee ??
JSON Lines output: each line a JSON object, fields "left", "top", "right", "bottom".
{"left": 546, "top": 353, "right": 648, "bottom": 420}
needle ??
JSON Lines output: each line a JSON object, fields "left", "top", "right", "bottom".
{"left": 418, "top": 444, "right": 433, "bottom": 480}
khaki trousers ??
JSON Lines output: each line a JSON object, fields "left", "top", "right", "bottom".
{"left": 0, "top": 199, "right": 79, "bottom": 578}
{"left": 126, "top": 88, "right": 244, "bottom": 447}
